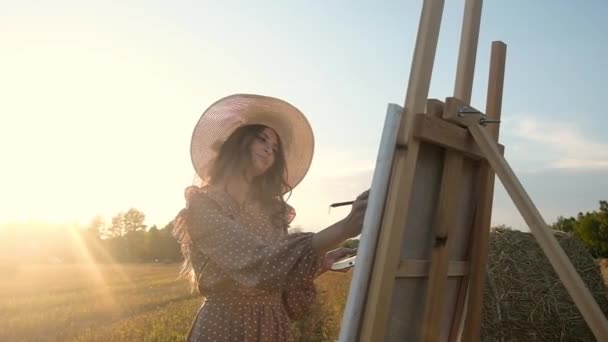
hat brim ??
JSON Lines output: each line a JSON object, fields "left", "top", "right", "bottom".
{"left": 190, "top": 94, "right": 314, "bottom": 194}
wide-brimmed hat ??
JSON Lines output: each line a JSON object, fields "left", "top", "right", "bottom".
{"left": 190, "top": 93, "right": 314, "bottom": 193}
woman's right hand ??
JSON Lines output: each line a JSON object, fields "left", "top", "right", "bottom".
{"left": 343, "top": 189, "right": 370, "bottom": 238}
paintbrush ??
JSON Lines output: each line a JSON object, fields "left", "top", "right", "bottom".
{"left": 329, "top": 201, "right": 355, "bottom": 208}
{"left": 328, "top": 201, "right": 355, "bottom": 214}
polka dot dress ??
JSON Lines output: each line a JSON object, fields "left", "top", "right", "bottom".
{"left": 177, "top": 186, "right": 323, "bottom": 342}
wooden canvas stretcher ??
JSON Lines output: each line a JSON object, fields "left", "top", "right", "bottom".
{"left": 337, "top": 0, "right": 608, "bottom": 341}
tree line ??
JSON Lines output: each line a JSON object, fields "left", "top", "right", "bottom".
{"left": 82, "top": 209, "right": 182, "bottom": 263}
{"left": 551, "top": 200, "right": 608, "bottom": 258}
{"left": 0, "top": 207, "right": 359, "bottom": 266}
{"left": 0, "top": 209, "right": 182, "bottom": 265}
{"left": 2, "top": 199, "right": 606, "bottom": 266}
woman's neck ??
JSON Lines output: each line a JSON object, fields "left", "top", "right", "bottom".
{"left": 221, "top": 174, "right": 252, "bottom": 207}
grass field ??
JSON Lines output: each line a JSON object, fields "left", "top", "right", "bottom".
{"left": 0, "top": 263, "right": 352, "bottom": 342}
{"left": 3, "top": 261, "right": 607, "bottom": 341}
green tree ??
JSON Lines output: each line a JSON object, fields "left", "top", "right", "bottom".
{"left": 552, "top": 215, "right": 577, "bottom": 233}
{"left": 87, "top": 215, "right": 105, "bottom": 239}
{"left": 552, "top": 201, "right": 608, "bottom": 257}
{"left": 108, "top": 213, "right": 125, "bottom": 238}
{"left": 145, "top": 225, "right": 163, "bottom": 262}
{"left": 84, "top": 215, "right": 105, "bottom": 262}
{"left": 159, "top": 221, "right": 183, "bottom": 262}
{"left": 107, "top": 208, "right": 146, "bottom": 238}
{"left": 574, "top": 201, "right": 608, "bottom": 257}
{"left": 125, "top": 230, "right": 146, "bottom": 262}
{"left": 123, "top": 208, "right": 147, "bottom": 233}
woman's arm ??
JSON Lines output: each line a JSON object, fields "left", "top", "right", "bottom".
{"left": 311, "top": 189, "right": 369, "bottom": 255}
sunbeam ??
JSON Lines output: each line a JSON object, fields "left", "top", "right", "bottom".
{"left": 66, "top": 225, "right": 123, "bottom": 312}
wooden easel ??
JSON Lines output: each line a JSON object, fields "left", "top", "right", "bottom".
{"left": 338, "top": 0, "right": 608, "bottom": 341}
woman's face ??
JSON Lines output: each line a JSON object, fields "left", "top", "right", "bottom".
{"left": 248, "top": 127, "right": 279, "bottom": 177}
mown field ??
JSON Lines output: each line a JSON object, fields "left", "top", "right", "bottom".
{"left": 0, "top": 263, "right": 352, "bottom": 342}
{"left": 2, "top": 261, "right": 607, "bottom": 342}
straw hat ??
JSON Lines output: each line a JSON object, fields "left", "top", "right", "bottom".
{"left": 190, "top": 94, "right": 314, "bottom": 193}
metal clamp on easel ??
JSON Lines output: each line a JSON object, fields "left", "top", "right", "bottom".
{"left": 458, "top": 106, "right": 501, "bottom": 126}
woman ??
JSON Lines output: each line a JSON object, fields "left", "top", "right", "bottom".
{"left": 173, "top": 94, "right": 369, "bottom": 341}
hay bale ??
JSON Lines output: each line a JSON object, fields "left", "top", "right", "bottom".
{"left": 481, "top": 227, "right": 608, "bottom": 342}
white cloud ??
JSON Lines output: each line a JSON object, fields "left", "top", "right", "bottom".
{"left": 290, "top": 116, "right": 608, "bottom": 232}
{"left": 505, "top": 116, "right": 608, "bottom": 171}
{"left": 286, "top": 146, "right": 376, "bottom": 230}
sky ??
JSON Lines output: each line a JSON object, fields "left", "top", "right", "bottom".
{"left": 1, "top": 0, "right": 607, "bottom": 233}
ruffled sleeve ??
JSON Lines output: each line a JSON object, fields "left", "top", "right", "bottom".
{"left": 282, "top": 280, "right": 317, "bottom": 320}
{"left": 282, "top": 255, "right": 318, "bottom": 321}
{"left": 185, "top": 192, "right": 323, "bottom": 292}
{"left": 279, "top": 203, "right": 319, "bottom": 320}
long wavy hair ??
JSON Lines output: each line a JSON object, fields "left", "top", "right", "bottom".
{"left": 173, "top": 124, "right": 293, "bottom": 292}
{"left": 206, "top": 124, "right": 293, "bottom": 214}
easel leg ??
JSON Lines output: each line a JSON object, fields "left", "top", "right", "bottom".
{"left": 467, "top": 122, "right": 608, "bottom": 341}
{"left": 460, "top": 41, "right": 506, "bottom": 342}
{"left": 359, "top": 0, "right": 446, "bottom": 340}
